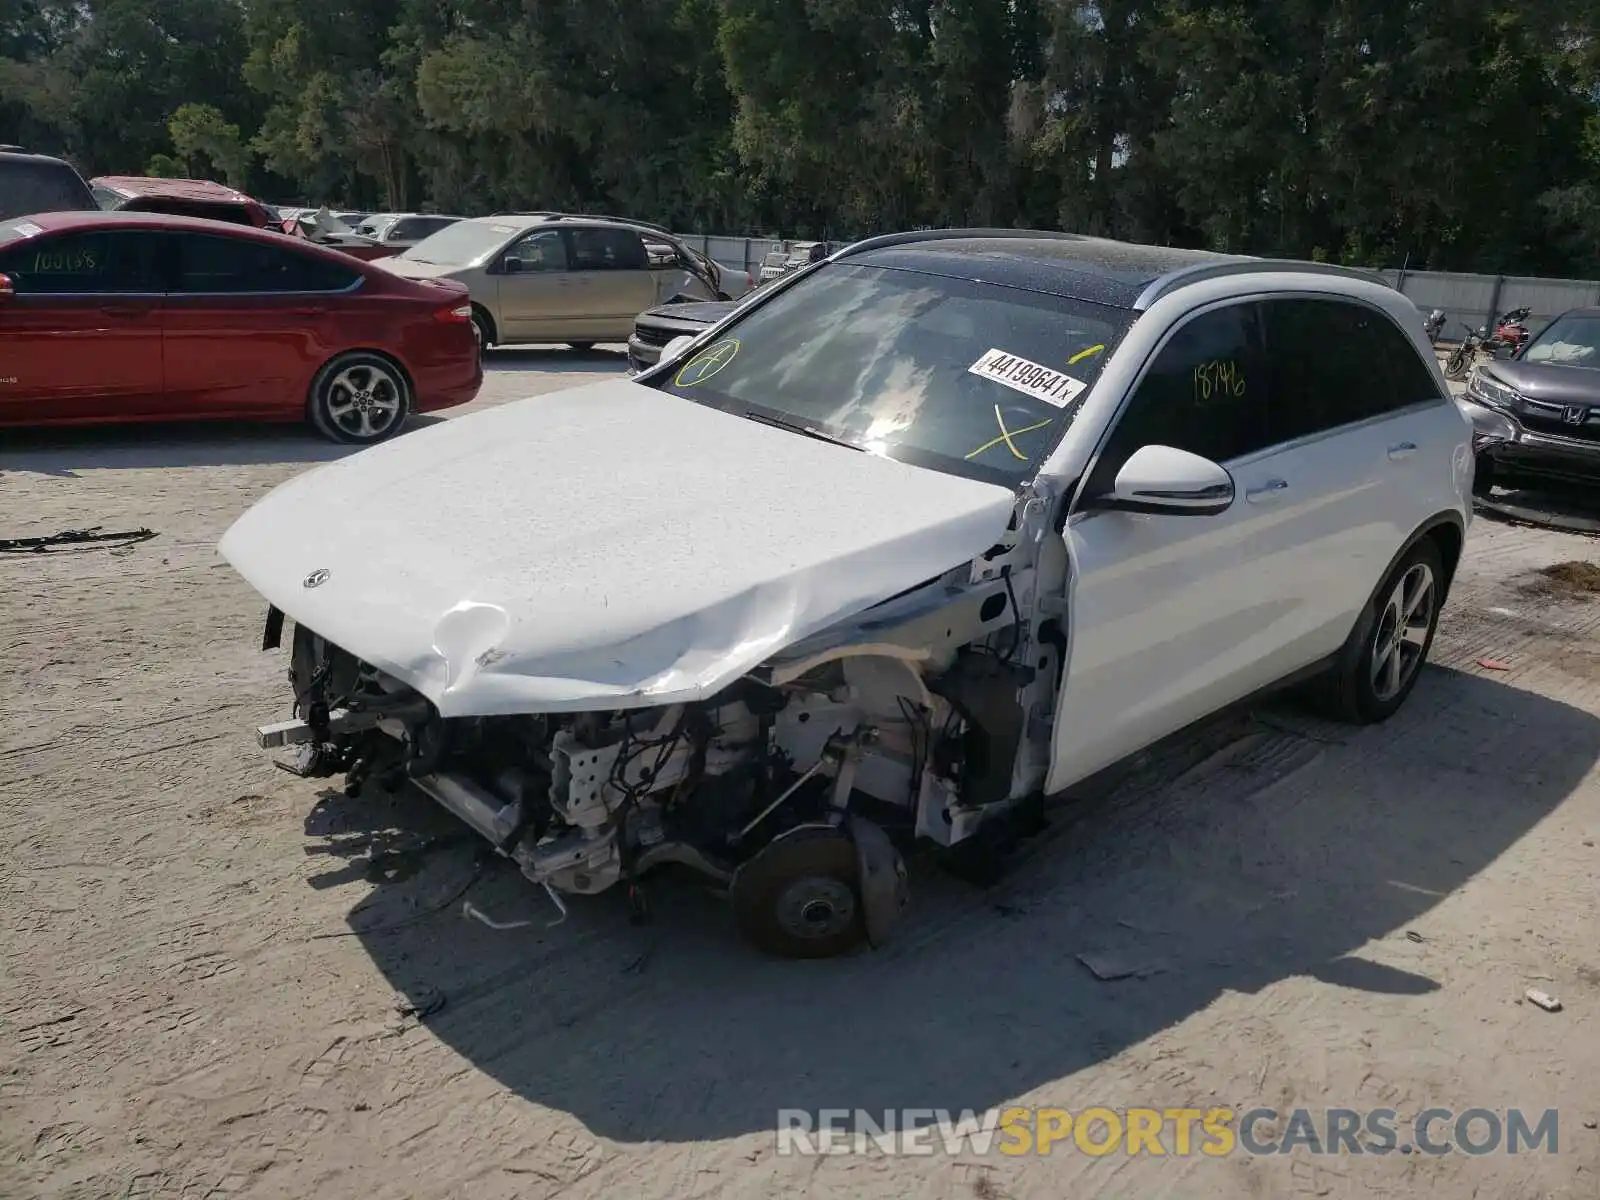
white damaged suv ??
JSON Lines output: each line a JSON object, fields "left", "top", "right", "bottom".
{"left": 219, "top": 230, "right": 1474, "bottom": 957}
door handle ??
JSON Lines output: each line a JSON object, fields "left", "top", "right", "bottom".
{"left": 1387, "top": 441, "right": 1418, "bottom": 460}
{"left": 1245, "top": 478, "right": 1290, "bottom": 503}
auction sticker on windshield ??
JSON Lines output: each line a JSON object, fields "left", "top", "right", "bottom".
{"left": 969, "top": 348, "right": 1087, "bottom": 408}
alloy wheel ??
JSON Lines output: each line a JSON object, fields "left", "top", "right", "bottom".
{"left": 1370, "top": 562, "right": 1436, "bottom": 702}
{"left": 325, "top": 363, "right": 403, "bottom": 440}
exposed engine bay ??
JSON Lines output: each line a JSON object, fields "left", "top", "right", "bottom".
{"left": 256, "top": 524, "right": 1062, "bottom": 958}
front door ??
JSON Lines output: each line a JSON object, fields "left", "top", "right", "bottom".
{"left": 1048, "top": 300, "right": 1291, "bottom": 794}
{"left": 0, "top": 226, "right": 164, "bottom": 423}
{"left": 495, "top": 228, "right": 573, "bottom": 343}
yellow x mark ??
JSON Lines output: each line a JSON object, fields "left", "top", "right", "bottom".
{"left": 966, "top": 404, "right": 1053, "bottom": 461}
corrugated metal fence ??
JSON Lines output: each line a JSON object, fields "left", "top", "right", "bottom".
{"left": 1378, "top": 269, "right": 1600, "bottom": 342}
{"left": 681, "top": 233, "right": 1600, "bottom": 341}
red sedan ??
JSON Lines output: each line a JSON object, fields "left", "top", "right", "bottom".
{"left": 0, "top": 210, "right": 482, "bottom": 443}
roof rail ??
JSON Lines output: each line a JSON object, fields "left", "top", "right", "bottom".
{"left": 834, "top": 227, "right": 1088, "bottom": 261}
{"left": 488, "top": 210, "right": 674, "bottom": 235}
{"left": 1133, "top": 259, "right": 1387, "bottom": 310}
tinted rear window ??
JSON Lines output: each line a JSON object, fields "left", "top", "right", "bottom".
{"left": 0, "top": 159, "right": 97, "bottom": 219}
{"left": 120, "top": 198, "right": 254, "bottom": 225}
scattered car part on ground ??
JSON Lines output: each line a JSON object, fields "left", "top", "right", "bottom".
{"left": 1457, "top": 306, "right": 1600, "bottom": 492}
{"left": 379, "top": 214, "right": 707, "bottom": 350}
{"left": 90, "top": 176, "right": 277, "bottom": 228}
{"left": 219, "top": 229, "right": 1473, "bottom": 957}
{"left": 0, "top": 210, "right": 482, "bottom": 442}
{"left": 0, "top": 525, "right": 158, "bottom": 553}
{"left": 0, "top": 147, "right": 98, "bottom": 219}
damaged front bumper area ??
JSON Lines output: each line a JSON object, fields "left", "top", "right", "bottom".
{"left": 254, "top": 555, "right": 1052, "bottom": 958}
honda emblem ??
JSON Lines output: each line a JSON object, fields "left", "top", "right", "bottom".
{"left": 1562, "top": 406, "right": 1588, "bottom": 426}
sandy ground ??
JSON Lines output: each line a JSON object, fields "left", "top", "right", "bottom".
{"left": 2, "top": 348, "right": 1599, "bottom": 1199}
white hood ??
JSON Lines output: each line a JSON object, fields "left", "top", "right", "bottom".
{"left": 375, "top": 257, "right": 460, "bottom": 280}
{"left": 218, "top": 379, "right": 1015, "bottom": 717}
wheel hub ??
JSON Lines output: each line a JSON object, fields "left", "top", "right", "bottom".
{"left": 774, "top": 876, "right": 857, "bottom": 940}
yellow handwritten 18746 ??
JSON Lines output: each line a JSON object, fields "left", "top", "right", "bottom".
{"left": 1193, "top": 359, "right": 1246, "bottom": 403}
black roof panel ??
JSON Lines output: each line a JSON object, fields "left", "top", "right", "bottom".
{"left": 846, "top": 234, "right": 1251, "bottom": 308}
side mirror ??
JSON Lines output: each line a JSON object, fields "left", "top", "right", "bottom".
{"left": 1089, "top": 445, "right": 1235, "bottom": 516}
{"left": 660, "top": 334, "right": 697, "bottom": 362}
{"left": 501, "top": 256, "right": 524, "bottom": 275}
{"left": 0, "top": 272, "right": 12, "bottom": 302}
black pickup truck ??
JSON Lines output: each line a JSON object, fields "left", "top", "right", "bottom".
{"left": 626, "top": 299, "right": 737, "bottom": 373}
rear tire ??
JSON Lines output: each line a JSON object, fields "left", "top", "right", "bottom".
{"left": 1315, "top": 537, "right": 1444, "bottom": 724}
{"left": 307, "top": 352, "right": 410, "bottom": 445}
{"left": 471, "top": 306, "right": 495, "bottom": 351}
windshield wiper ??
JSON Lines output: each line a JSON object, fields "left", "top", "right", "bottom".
{"left": 741, "top": 410, "right": 864, "bottom": 451}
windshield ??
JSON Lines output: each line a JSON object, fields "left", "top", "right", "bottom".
{"left": 1523, "top": 313, "right": 1600, "bottom": 367}
{"left": 647, "top": 263, "right": 1130, "bottom": 487}
{"left": 400, "top": 219, "right": 519, "bottom": 265}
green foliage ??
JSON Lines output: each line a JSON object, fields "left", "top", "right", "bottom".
{"left": 0, "top": 0, "right": 1596, "bottom": 273}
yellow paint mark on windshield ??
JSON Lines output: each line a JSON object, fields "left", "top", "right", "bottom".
{"left": 674, "top": 338, "right": 741, "bottom": 387}
{"left": 966, "top": 405, "right": 1053, "bottom": 461}
{"left": 1067, "top": 343, "right": 1105, "bottom": 366}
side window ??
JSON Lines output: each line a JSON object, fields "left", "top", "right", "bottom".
{"left": 172, "top": 233, "right": 359, "bottom": 293}
{"left": 564, "top": 228, "right": 647, "bottom": 271}
{"left": 508, "top": 229, "right": 568, "bottom": 271}
{"left": 1260, "top": 298, "right": 1442, "bottom": 440}
{"left": 1087, "top": 304, "right": 1268, "bottom": 493}
{"left": 0, "top": 229, "right": 161, "bottom": 294}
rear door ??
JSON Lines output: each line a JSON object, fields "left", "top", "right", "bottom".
{"left": 1253, "top": 296, "right": 1452, "bottom": 660}
{"left": 161, "top": 231, "right": 362, "bottom": 417}
{"left": 0, "top": 226, "right": 165, "bottom": 422}
{"left": 561, "top": 226, "right": 657, "bottom": 339}
{"left": 494, "top": 227, "right": 573, "bottom": 342}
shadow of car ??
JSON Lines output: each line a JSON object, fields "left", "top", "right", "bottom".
{"left": 319, "top": 663, "right": 1598, "bottom": 1145}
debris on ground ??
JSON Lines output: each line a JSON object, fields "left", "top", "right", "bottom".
{"left": 0, "top": 526, "right": 158, "bottom": 553}
{"left": 1076, "top": 951, "right": 1173, "bottom": 981}
{"left": 1518, "top": 560, "right": 1600, "bottom": 597}
{"left": 462, "top": 900, "right": 533, "bottom": 930}
{"left": 1525, "top": 988, "right": 1563, "bottom": 1012}
{"left": 393, "top": 987, "right": 446, "bottom": 1019}
{"left": 1477, "top": 658, "right": 1512, "bottom": 671}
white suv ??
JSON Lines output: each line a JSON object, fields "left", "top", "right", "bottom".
{"left": 219, "top": 230, "right": 1474, "bottom": 958}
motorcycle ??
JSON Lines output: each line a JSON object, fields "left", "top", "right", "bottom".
{"left": 1492, "top": 305, "right": 1532, "bottom": 356}
{"left": 1443, "top": 306, "right": 1532, "bottom": 381}
{"left": 1423, "top": 309, "right": 1446, "bottom": 345}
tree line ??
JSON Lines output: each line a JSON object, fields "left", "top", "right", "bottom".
{"left": 3, "top": 0, "right": 1599, "bottom": 276}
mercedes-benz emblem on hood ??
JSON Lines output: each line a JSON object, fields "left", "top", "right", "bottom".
{"left": 302, "top": 568, "right": 331, "bottom": 589}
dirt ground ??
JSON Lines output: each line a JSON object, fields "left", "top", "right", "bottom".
{"left": 3, "top": 349, "right": 1599, "bottom": 1199}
